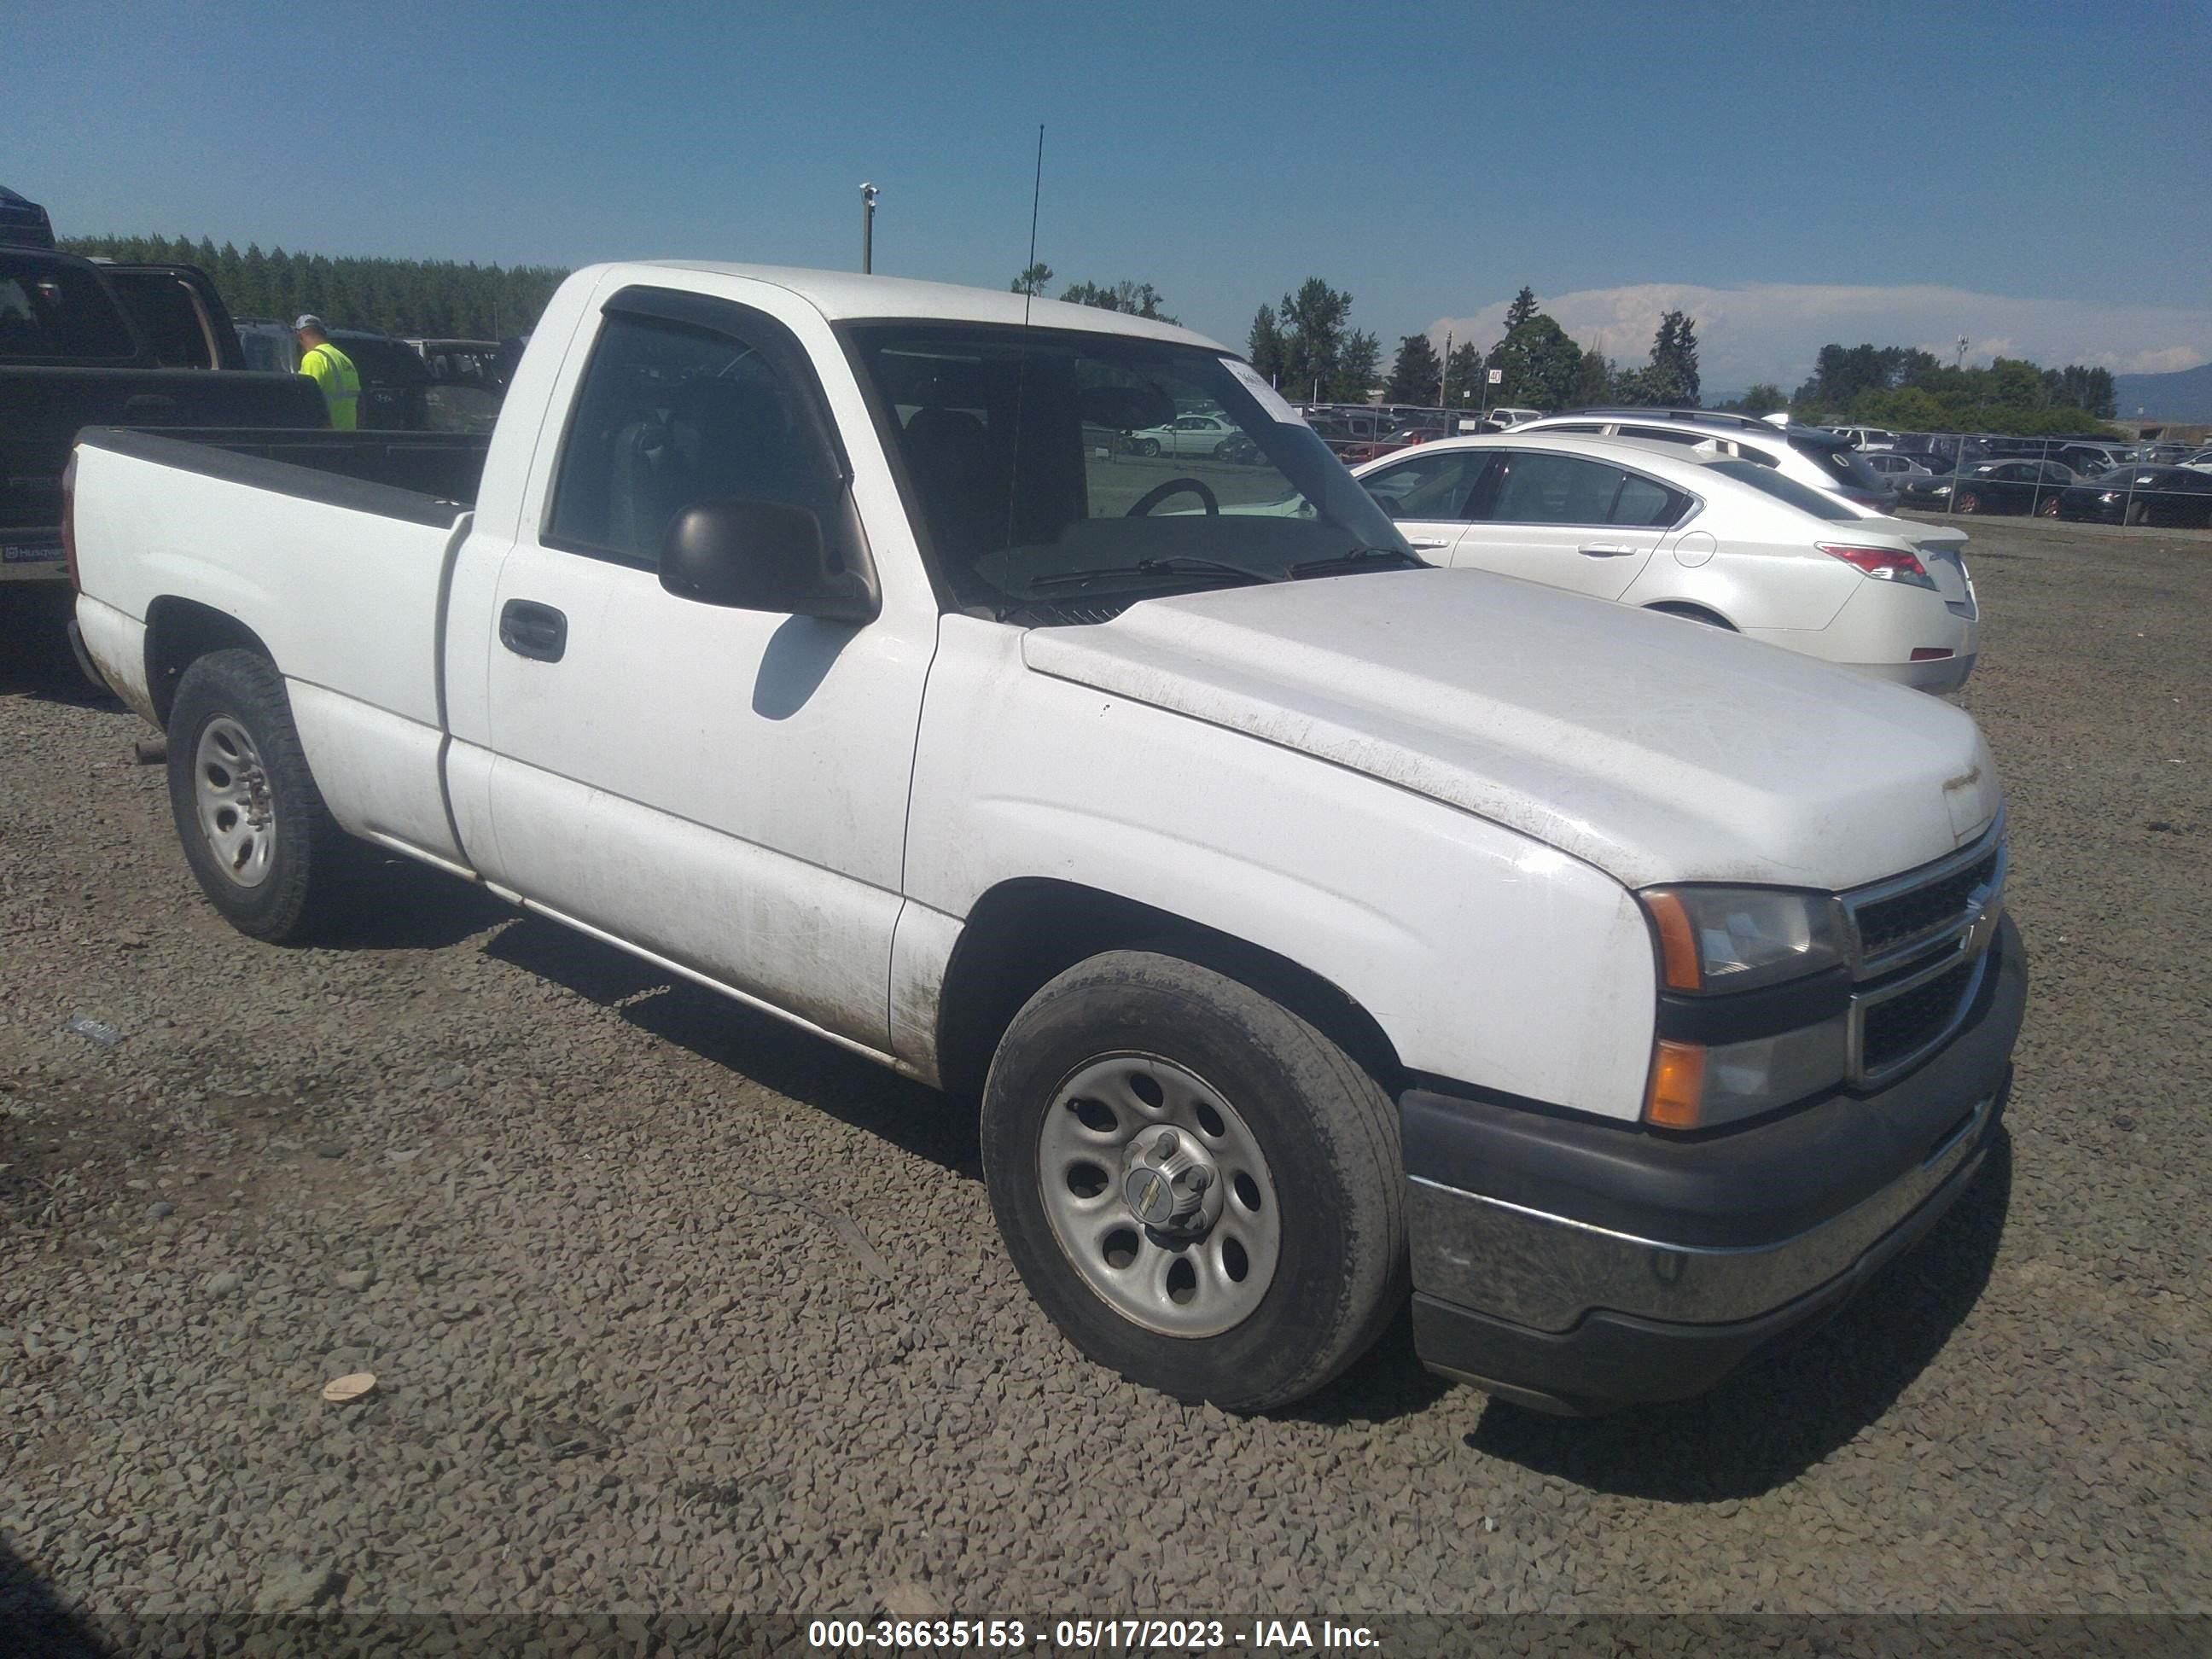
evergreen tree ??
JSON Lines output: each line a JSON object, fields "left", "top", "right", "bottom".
{"left": 1247, "top": 304, "right": 1285, "bottom": 382}
{"left": 1333, "top": 329, "right": 1381, "bottom": 403}
{"left": 1503, "top": 286, "right": 1540, "bottom": 333}
{"left": 1276, "top": 277, "right": 1354, "bottom": 401}
{"left": 1571, "top": 345, "right": 1611, "bottom": 407}
{"left": 1010, "top": 262, "right": 1053, "bottom": 296}
{"left": 1383, "top": 333, "right": 1443, "bottom": 405}
{"left": 1445, "top": 341, "right": 1484, "bottom": 415}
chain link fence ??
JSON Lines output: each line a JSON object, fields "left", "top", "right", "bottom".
{"left": 1843, "top": 430, "right": 2211, "bottom": 529}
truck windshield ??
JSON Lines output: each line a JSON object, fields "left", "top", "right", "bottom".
{"left": 843, "top": 322, "right": 1412, "bottom": 615}
{"left": 0, "top": 257, "right": 137, "bottom": 361}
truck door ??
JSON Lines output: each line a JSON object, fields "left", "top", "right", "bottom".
{"left": 1446, "top": 448, "right": 1679, "bottom": 602}
{"left": 469, "top": 285, "right": 932, "bottom": 1054}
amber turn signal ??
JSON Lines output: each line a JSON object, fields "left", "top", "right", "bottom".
{"left": 1644, "top": 1039, "right": 1707, "bottom": 1129}
{"left": 1641, "top": 889, "right": 1703, "bottom": 992}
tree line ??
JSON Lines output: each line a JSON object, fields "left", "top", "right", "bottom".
{"left": 59, "top": 233, "right": 570, "bottom": 341}
{"left": 1736, "top": 344, "right": 2120, "bottom": 435}
{"left": 1242, "top": 282, "right": 1701, "bottom": 413}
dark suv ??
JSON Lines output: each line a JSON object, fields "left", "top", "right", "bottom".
{"left": 0, "top": 187, "right": 55, "bottom": 250}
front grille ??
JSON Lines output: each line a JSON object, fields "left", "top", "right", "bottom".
{"left": 1854, "top": 849, "right": 1999, "bottom": 960}
{"left": 1840, "top": 816, "right": 2005, "bottom": 1086}
{"left": 1860, "top": 956, "right": 1978, "bottom": 1075}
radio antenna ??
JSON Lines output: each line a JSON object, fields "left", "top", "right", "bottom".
{"left": 1022, "top": 124, "right": 1045, "bottom": 326}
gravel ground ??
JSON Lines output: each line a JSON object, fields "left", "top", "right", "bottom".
{"left": 2, "top": 520, "right": 2207, "bottom": 1631}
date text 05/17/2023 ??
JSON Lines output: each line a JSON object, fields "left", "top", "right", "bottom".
{"left": 806, "top": 1617, "right": 1383, "bottom": 1650}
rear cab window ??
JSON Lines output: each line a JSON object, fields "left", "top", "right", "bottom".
{"left": 0, "top": 256, "right": 137, "bottom": 360}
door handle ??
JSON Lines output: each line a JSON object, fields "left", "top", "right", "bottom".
{"left": 1577, "top": 542, "right": 1639, "bottom": 557}
{"left": 498, "top": 599, "right": 568, "bottom": 662}
{"left": 122, "top": 394, "right": 179, "bottom": 419}
{"left": 1407, "top": 537, "right": 1453, "bottom": 550}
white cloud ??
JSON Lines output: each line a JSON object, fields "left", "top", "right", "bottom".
{"left": 1425, "top": 282, "right": 2212, "bottom": 392}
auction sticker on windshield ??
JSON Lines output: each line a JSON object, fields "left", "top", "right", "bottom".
{"left": 1224, "top": 358, "right": 1306, "bottom": 426}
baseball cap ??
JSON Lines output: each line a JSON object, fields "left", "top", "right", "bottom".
{"left": 292, "top": 314, "right": 325, "bottom": 332}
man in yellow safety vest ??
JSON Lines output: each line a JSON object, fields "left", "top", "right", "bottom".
{"left": 292, "top": 315, "right": 361, "bottom": 429}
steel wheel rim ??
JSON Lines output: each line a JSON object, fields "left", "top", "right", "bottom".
{"left": 193, "top": 716, "right": 277, "bottom": 888}
{"left": 1038, "top": 1051, "right": 1283, "bottom": 1338}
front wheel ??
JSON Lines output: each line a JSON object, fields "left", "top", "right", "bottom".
{"left": 166, "top": 649, "right": 358, "bottom": 942}
{"left": 1135, "top": 438, "right": 1161, "bottom": 457}
{"left": 1954, "top": 491, "right": 1981, "bottom": 515}
{"left": 981, "top": 951, "right": 1406, "bottom": 1412}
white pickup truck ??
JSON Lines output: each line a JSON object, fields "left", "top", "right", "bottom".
{"left": 66, "top": 262, "right": 2024, "bottom": 1415}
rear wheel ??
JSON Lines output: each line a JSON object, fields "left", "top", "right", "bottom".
{"left": 981, "top": 951, "right": 1406, "bottom": 1411}
{"left": 1647, "top": 602, "right": 1736, "bottom": 631}
{"left": 166, "top": 649, "right": 358, "bottom": 942}
{"left": 2036, "top": 493, "right": 2061, "bottom": 517}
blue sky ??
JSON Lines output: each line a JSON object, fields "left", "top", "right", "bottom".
{"left": 19, "top": 1, "right": 2211, "bottom": 389}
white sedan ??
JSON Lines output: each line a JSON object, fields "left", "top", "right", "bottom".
{"left": 1127, "top": 412, "right": 1246, "bottom": 458}
{"left": 1353, "top": 432, "right": 1979, "bottom": 692}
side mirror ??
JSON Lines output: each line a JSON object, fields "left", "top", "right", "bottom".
{"left": 660, "top": 498, "right": 879, "bottom": 624}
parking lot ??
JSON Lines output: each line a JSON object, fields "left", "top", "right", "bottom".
{"left": 2, "top": 514, "right": 2207, "bottom": 1623}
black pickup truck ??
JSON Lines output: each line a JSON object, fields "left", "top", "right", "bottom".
{"left": 2, "top": 247, "right": 327, "bottom": 587}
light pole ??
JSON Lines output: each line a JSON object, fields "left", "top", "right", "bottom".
{"left": 859, "top": 183, "right": 879, "bottom": 274}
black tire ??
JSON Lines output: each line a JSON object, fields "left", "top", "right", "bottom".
{"left": 981, "top": 950, "right": 1406, "bottom": 1411}
{"left": 1136, "top": 438, "right": 1161, "bottom": 457}
{"left": 166, "top": 649, "right": 357, "bottom": 943}
{"left": 1954, "top": 490, "right": 1981, "bottom": 515}
{"left": 2124, "top": 499, "right": 2149, "bottom": 527}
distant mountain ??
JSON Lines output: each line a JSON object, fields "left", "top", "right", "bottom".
{"left": 2113, "top": 362, "right": 2212, "bottom": 421}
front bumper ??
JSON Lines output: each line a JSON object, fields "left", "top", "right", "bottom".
{"left": 1853, "top": 651, "right": 1976, "bottom": 695}
{"left": 1402, "top": 914, "right": 2025, "bottom": 1414}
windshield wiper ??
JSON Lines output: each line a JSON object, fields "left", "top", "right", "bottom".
{"left": 1029, "top": 556, "right": 1280, "bottom": 592}
{"left": 1286, "top": 546, "right": 1429, "bottom": 579}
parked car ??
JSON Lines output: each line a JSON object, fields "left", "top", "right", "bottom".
{"left": 2054, "top": 465, "right": 2212, "bottom": 527}
{"left": 1863, "top": 451, "right": 1937, "bottom": 483}
{"left": 2053, "top": 442, "right": 2131, "bottom": 475}
{"left": 1510, "top": 411, "right": 1902, "bottom": 512}
{"left": 1354, "top": 432, "right": 1977, "bottom": 691}
{"left": 1476, "top": 405, "right": 1543, "bottom": 432}
{"left": 1126, "top": 411, "right": 1254, "bottom": 460}
{"left": 64, "top": 259, "right": 2023, "bottom": 1418}
{"left": 1901, "top": 460, "right": 2076, "bottom": 517}
{"left": 2181, "top": 449, "right": 2212, "bottom": 473}
{"left": 1, "top": 248, "right": 323, "bottom": 587}
{"left": 405, "top": 337, "right": 506, "bottom": 434}
{"left": 1828, "top": 426, "right": 1898, "bottom": 451}
{"left": 0, "top": 185, "right": 56, "bottom": 249}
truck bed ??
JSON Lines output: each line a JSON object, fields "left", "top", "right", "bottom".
{"left": 68, "top": 427, "right": 493, "bottom": 870}
{"left": 1, "top": 367, "right": 330, "bottom": 579}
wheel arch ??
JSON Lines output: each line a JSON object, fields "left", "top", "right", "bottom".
{"left": 1643, "top": 599, "right": 1738, "bottom": 631}
{"left": 144, "top": 597, "right": 276, "bottom": 728}
{"left": 934, "top": 876, "right": 1406, "bottom": 1106}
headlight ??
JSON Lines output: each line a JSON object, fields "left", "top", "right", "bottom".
{"left": 1638, "top": 887, "right": 1849, "bottom": 1129}
{"left": 1640, "top": 887, "right": 1843, "bottom": 993}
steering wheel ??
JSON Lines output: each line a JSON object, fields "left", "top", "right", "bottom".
{"left": 1126, "top": 477, "right": 1220, "bottom": 517}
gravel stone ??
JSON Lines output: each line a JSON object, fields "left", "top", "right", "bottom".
{"left": 1, "top": 522, "right": 2206, "bottom": 1620}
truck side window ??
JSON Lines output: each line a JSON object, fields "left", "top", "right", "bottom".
{"left": 548, "top": 311, "right": 843, "bottom": 568}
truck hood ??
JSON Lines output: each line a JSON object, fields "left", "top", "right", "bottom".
{"left": 1022, "top": 568, "right": 2000, "bottom": 891}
